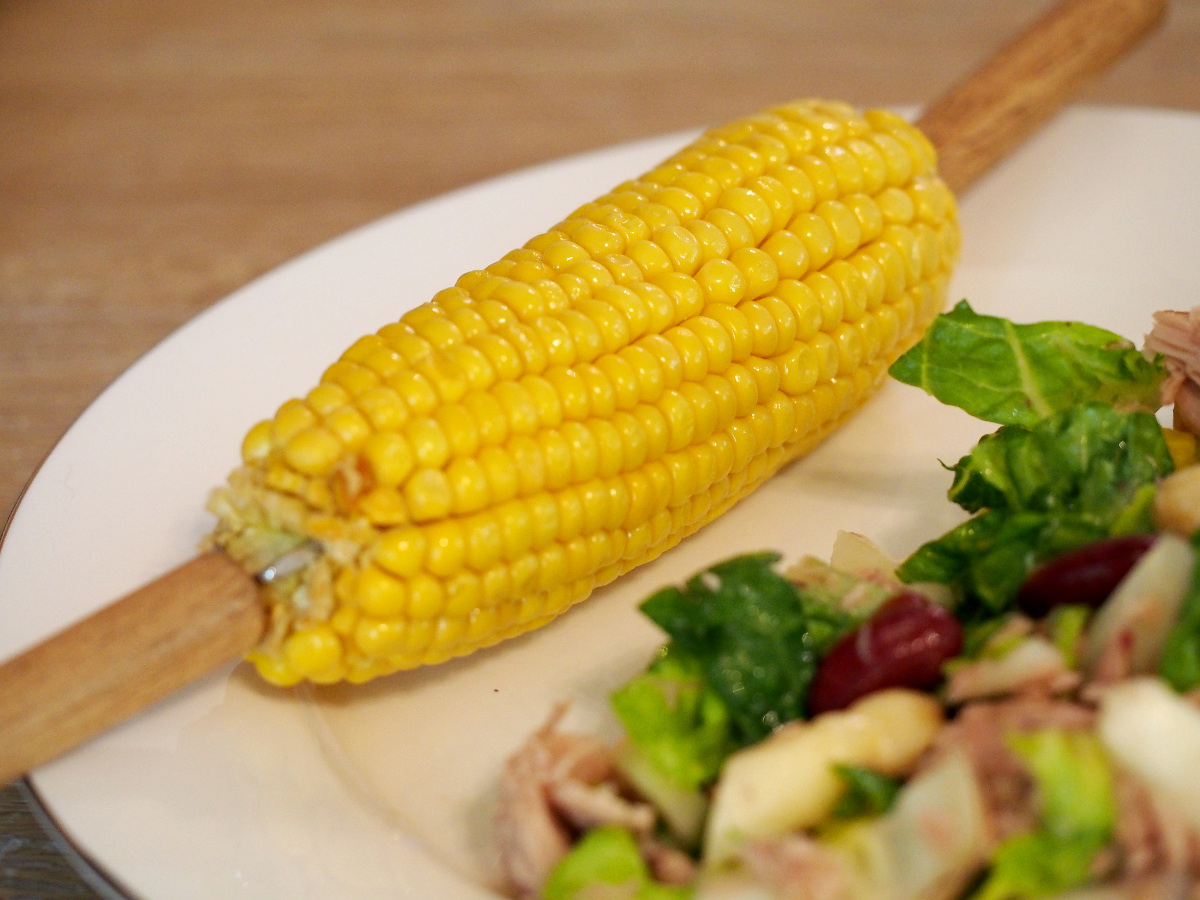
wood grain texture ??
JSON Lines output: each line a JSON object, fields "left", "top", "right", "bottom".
{"left": 0, "top": 552, "right": 261, "bottom": 788}
{"left": 1, "top": 0, "right": 1198, "bottom": 896}
{"left": 919, "top": 0, "right": 1168, "bottom": 192}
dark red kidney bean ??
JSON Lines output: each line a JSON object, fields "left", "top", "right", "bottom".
{"left": 808, "top": 592, "right": 963, "bottom": 716}
{"left": 1016, "top": 534, "right": 1158, "bottom": 618}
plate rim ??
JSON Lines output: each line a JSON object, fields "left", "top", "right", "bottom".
{"left": 6, "top": 102, "right": 1200, "bottom": 900}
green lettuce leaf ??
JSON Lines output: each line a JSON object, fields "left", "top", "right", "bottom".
{"left": 897, "top": 405, "right": 1172, "bottom": 617}
{"left": 639, "top": 552, "right": 858, "bottom": 745}
{"left": 542, "top": 827, "right": 692, "bottom": 900}
{"left": 610, "top": 648, "right": 733, "bottom": 790}
{"left": 889, "top": 300, "right": 1165, "bottom": 427}
{"left": 898, "top": 510, "right": 1108, "bottom": 615}
{"left": 972, "top": 730, "right": 1115, "bottom": 900}
{"left": 946, "top": 404, "right": 1171, "bottom": 518}
{"left": 830, "top": 765, "right": 903, "bottom": 820}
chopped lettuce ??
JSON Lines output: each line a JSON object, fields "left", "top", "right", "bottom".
{"left": 898, "top": 509, "right": 1109, "bottom": 615}
{"left": 897, "top": 404, "right": 1172, "bottom": 617}
{"left": 1045, "top": 604, "right": 1091, "bottom": 668}
{"left": 972, "top": 730, "right": 1115, "bottom": 900}
{"left": 1158, "top": 531, "right": 1200, "bottom": 691}
{"left": 638, "top": 553, "right": 859, "bottom": 746}
{"left": 610, "top": 648, "right": 733, "bottom": 791}
{"left": 830, "top": 765, "right": 903, "bottom": 820}
{"left": 542, "top": 827, "right": 692, "bottom": 900}
{"left": 889, "top": 300, "right": 1165, "bottom": 427}
{"left": 946, "top": 404, "right": 1170, "bottom": 520}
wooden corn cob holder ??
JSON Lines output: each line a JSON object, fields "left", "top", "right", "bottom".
{"left": 0, "top": 0, "right": 1167, "bottom": 788}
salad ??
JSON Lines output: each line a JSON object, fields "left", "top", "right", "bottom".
{"left": 492, "top": 301, "right": 1200, "bottom": 900}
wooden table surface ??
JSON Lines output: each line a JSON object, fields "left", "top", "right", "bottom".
{"left": 1, "top": 0, "right": 1197, "bottom": 896}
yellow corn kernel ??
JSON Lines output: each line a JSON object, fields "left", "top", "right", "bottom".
{"left": 576, "top": 299, "right": 631, "bottom": 355}
{"left": 356, "top": 564, "right": 408, "bottom": 617}
{"left": 790, "top": 212, "right": 837, "bottom": 272}
{"left": 685, "top": 218, "right": 732, "bottom": 264}
{"left": 661, "top": 325, "right": 708, "bottom": 382}
{"left": 746, "top": 357, "right": 782, "bottom": 402}
{"left": 684, "top": 316, "right": 732, "bottom": 375}
{"left": 718, "top": 187, "right": 774, "bottom": 244}
{"left": 597, "top": 254, "right": 642, "bottom": 287}
{"left": 212, "top": 98, "right": 958, "bottom": 685}
{"left": 760, "top": 230, "right": 810, "bottom": 281}
{"left": 578, "top": 365, "right": 617, "bottom": 421}
{"left": 360, "top": 431, "right": 414, "bottom": 488}
{"left": 600, "top": 208, "right": 650, "bottom": 246}
{"left": 612, "top": 411, "right": 649, "bottom": 471}
{"left": 403, "top": 573, "right": 444, "bottom": 620}
{"left": 695, "top": 154, "right": 743, "bottom": 190}
{"left": 423, "top": 520, "right": 467, "bottom": 578}
{"left": 693, "top": 258, "right": 744, "bottom": 306}
{"left": 770, "top": 163, "right": 818, "bottom": 215}
{"left": 626, "top": 238, "right": 676, "bottom": 280}
{"left": 306, "top": 383, "right": 351, "bottom": 417}
{"left": 573, "top": 222, "right": 624, "bottom": 258}
{"left": 373, "top": 525, "right": 426, "bottom": 578}
{"left": 324, "top": 406, "right": 372, "bottom": 452}
{"left": 537, "top": 315, "right": 584, "bottom": 366}
{"left": 527, "top": 492, "right": 560, "bottom": 549}
{"left": 271, "top": 398, "right": 319, "bottom": 446}
{"left": 704, "top": 304, "right": 754, "bottom": 364}
{"left": 356, "top": 486, "right": 409, "bottom": 526}
{"left": 746, "top": 175, "right": 796, "bottom": 232}
{"left": 283, "top": 427, "right": 342, "bottom": 477}
{"left": 652, "top": 272, "right": 706, "bottom": 326}
{"left": 564, "top": 420, "right": 600, "bottom": 482}
{"left": 732, "top": 247, "right": 779, "bottom": 302}
{"left": 552, "top": 309, "right": 600, "bottom": 367}
{"left": 641, "top": 333, "right": 687, "bottom": 392}
{"left": 403, "top": 468, "right": 453, "bottom": 522}
{"left": 717, "top": 369, "right": 756, "bottom": 424}
{"left": 283, "top": 625, "right": 343, "bottom": 680}
{"left": 600, "top": 284, "right": 654, "bottom": 341}
{"left": 652, "top": 185, "right": 705, "bottom": 221}
{"left": 795, "top": 155, "right": 840, "bottom": 203}
{"left": 241, "top": 420, "right": 273, "bottom": 463}
{"left": 592, "top": 422, "right": 628, "bottom": 482}
{"left": 704, "top": 208, "right": 757, "bottom": 253}
{"left": 1164, "top": 427, "right": 1198, "bottom": 469}
{"left": 703, "top": 374, "right": 739, "bottom": 434}
{"left": 534, "top": 429, "right": 571, "bottom": 490}
{"left": 633, "top": 201, "right": 680, "bottom": 232}
{"left": 353, "top": 616, "right": 405, "bottom": 658}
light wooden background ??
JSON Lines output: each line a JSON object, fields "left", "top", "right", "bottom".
{"left": 2, "top": 0, "right": 1197, "bottom": 895}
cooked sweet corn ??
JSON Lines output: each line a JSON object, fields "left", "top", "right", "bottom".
{"left": 207, "top": 99, "right": 960, "bottom": 686}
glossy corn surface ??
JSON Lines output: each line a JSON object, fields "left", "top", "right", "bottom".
{"left": 207, "top": 99, "right": 960, "bottom": 686}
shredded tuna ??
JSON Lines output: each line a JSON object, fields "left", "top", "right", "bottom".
{"left": 925, "top": 694, "right": 1095, "bottom": 845}
{"left": 1111, "top": 772, "right": 1200, "bottom": 882}
{"left": 1174, "top": 381, "right": 1200, "bottom": 436}
{"left": 495, "top": 706, "right": 618, "bottom": 898}
{"left": 1073, "top": 873, "right": 1198, "bottom": 899}
{"left": 1083, "top": 629, "right": 1138, "bottom": 702}
{"left": 548, "top": 779, "right": 656, "bottom": 835}
{"left": 740, "top": 834, "right": 855, "bottom": 900}
{"left": 640, "top": 837, "right": 698, "bottom": 885}
{"left": 945, "top": 636, "right": 1081, "bottom": 704}
{"left": 1145, "top": 308, "right": 1200, "bottom": 418}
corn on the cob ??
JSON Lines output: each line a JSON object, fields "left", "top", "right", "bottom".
{"left": 207, "top": 99, "right": 960, "bottom": 686}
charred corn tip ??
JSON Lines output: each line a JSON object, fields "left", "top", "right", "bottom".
{"left": 207, "top": 98, "right": 960, "bottom": 686}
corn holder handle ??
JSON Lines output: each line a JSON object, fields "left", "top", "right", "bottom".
{"left": 0, "top": 0, "right": 1166, "bottom": 788}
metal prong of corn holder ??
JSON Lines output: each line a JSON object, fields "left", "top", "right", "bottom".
{"left": 256, "top": 543, "right": 320, "bottom": 585}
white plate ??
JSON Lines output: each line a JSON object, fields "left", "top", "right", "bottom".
{"left": 3, "top": 106, "right": 1199, "bottom": 899}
